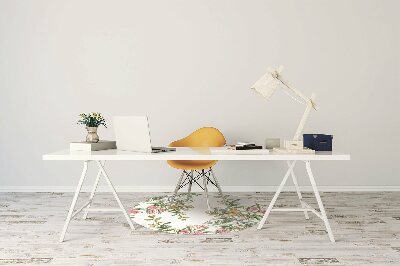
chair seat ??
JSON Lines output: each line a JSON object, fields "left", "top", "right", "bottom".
{"left": 167, "top": 127, "right": 225, "bottom": 171}
{"left": 167, "top": 160, "right": 217, "bottom": 171}
{"left": 168, "top": 127, "right": 226, "bottom": 211}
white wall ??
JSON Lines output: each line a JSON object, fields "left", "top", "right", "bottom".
{"left": 1, "top": 0, "right": 399, "bottom": 190}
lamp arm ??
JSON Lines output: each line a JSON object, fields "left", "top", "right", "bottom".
{"left": 293, "top": 93, "right": 316, "bottom": 141}
{"left": 276, "top": 76, "right": 310, "bottom": 105}
{"left": 268, "top": 68, "right": 318, "bottom": 141}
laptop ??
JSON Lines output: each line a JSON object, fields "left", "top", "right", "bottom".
{"left": 113, "top": 116, "right": 175, "bottom": 153}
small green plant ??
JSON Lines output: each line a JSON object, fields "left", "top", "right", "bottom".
{"left": 77, "top": 112, "right": 107, "bottom": 128}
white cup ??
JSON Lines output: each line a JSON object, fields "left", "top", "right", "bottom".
{"left": 265, "top": 138, "right": 280, "bottom": 149}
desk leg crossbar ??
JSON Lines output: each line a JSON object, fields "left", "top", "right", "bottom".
{"left": 59, "top": 160, "right": 134, "bottom": 242}
{"left": 257, "top": 160, "right": 335, "bottom": 242}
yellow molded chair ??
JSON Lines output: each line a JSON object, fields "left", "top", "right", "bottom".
{"left": 167, "top": 127, "right": 226, "bottom": 210}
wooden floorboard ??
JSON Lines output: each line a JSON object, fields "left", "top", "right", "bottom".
{"left": 0, "top": 192, "right": 399, "bottom": 265}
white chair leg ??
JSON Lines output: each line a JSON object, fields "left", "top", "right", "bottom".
{"left": 287, "top": 161, "right": 309, "bottom": 220}
{"left": 210, "top": 168, "right": 224, "bottom": 197}
{"left": 174, "top": 171, "right": 185, "bottom": 196}
{"left": 60, "top": 161, "right": 88, "bottom": 242}
{"left": 305, "top": 161, "right": 335, "bottom": 242}
{"left": 187, "top": 170, "right": 193, "bottom": 194}
{"left": 257, "top": 161, "right": 296, "bottom": 230}
{"left": 202, "top": 170, "right": 211, "bottom": 212}
{"left": 83, "top": 161, "right": 105, "bottom": 220}
{"left": 210, "top": 168, "right": 226, "bottom": 205}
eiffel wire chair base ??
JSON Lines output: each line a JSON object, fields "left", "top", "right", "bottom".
{"left": 173, "top": 167, "right": 225, "bottom": 211}
{"left": 178, "top": 168, "right": 217, "bottom": 191}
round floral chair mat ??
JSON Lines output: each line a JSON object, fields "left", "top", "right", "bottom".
{"left": 129, "top": 193, "right": 265, "bottom": 235}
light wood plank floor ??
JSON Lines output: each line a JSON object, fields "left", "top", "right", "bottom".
{"left": 0, "top": 192, "right": 399, "bottom": 265}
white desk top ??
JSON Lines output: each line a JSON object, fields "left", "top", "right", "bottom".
{"left": 43, "top": 148, "right": 350, "bottom": 161}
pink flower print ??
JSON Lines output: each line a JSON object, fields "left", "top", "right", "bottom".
{"left": 146, "top": 205, "right": 165, "bottom": 214}
{"left": 130, "top": 208, "right": 139, "bottom": 215}
{"left": 194, "top": 224, "right": 208, "bottom": 229}
{"left": 216, "top": 228, "right": 229, "bottom": 234}
{"left": 178, "top": 229, "right": 190, "bottom": 235}
{"left": 247, "top": 206, "right": 259, "bottom": 212}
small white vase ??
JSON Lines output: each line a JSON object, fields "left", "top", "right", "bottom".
{"left": 86, "top": 127, "right": 99, "bottom": 143}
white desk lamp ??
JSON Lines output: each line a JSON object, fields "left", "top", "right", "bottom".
{"left": 251, "top": 66, "right": 317, "bottom": 153}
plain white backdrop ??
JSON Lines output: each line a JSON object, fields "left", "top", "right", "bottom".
{"left": 0, "top": 0, "right": 399, "bottom": 190}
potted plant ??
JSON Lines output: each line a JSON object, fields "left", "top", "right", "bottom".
{"left": 77, "top": 112, "right": 107, "bottom": 143}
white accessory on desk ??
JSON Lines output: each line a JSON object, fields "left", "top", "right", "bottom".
{"left": 251, "top": 66, "right": 317, "bottom": 154}
{"left": 70, "top": 140, "right": 116, "bottom": 151}
{"left": 113, "top": 116, "right": 174, "bottom": 153}
{"left": 236, "top": 141, "right": 256, "bottom": 146}
{"left": 283, "top": 140, "right": 303, "bottom": 150}
{"left": 265, "top": 138, "right": 280, "bottom": 149}
{"left": 210, "top": 147, "right": 269, "bottom": 154}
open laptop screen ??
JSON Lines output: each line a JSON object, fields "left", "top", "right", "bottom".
{"left": 113, "top": 116, "right": 153, "bottom": 152}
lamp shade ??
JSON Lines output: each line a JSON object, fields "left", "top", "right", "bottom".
{"left": 250, "top": 66, "right": 283, "bottom": 99}
{"left": 251, "top": 66, "right": 313, "bottom": 108}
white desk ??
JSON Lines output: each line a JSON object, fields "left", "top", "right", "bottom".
{"left": 43, "top": 148, "right": 350, "bottom": 242}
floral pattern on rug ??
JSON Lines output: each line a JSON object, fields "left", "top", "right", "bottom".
{"left": 130, "top": 193, "right": 266, "bottom": 234}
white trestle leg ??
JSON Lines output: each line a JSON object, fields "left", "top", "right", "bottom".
{"left": 257, "top": 161, "right": 296, "bottom": 229}
{"left": 305, "top": 161, "right": 335, "bottom": 242}
{"left": 83, "top": 161, "right": 105, "bottom": 220}
{"left": 60, "top": 160, "right": 136, "bottom": 242}
{"left": 257, "top": 160, "right": 335, "bottom": 243}
{"left": 287, "top": 161, "right": 309, "bottom": 220}
{"left": 60, "top": 161, "right": 88, "bottom": 242}
{"left": 95, "top": 161, "right": 135, "bottom": 231}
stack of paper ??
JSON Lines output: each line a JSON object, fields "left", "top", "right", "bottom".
{"left": 70, "top": 140, "right": 117, "bottom": 151}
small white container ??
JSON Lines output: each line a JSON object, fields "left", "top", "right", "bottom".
{"left": 284, "top": 140, "right": 304, "bottom": 150}
{"left": 265, "top": 138, "right": 281, "bottom": 149}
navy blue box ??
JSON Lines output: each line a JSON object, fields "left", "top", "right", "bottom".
{"left": 303, "top": 134, "right": 333, "bottom": 151}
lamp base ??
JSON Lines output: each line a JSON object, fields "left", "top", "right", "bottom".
{"left": 272, "top": 147, "right": 315, "bottom": 154}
